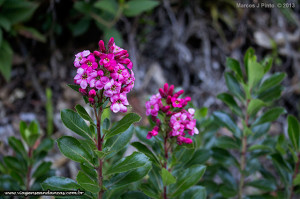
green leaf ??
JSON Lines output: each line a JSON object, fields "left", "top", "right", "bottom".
{"left": 94, "top": 0, "right": 118, "bottom": 15}
{"left": 16, "top": 26, "right": 46, "bottom": 43}
{"left": 69, "top": 17, "right": 91, "bottom": 37}
{"left": 34, "top": 138, "right": 54, "bottom": 155}
{"left": 180, "top": 186, "right": 206, "bottom": 199}
{"left": 248, "top": 144, "right": 272, "bottom": 151}
{"left": 139, "top": 183, "right": 160, "bottom": 199}
{"left": 104, "top": 125, "right": 134, "bottom": 155}
{"left": 27, "top": 120, "right": 40, "bottom": 146}
{"left": 161, "top": 168, "right": 176, "bottom": 186}
{"left": 124, "top": 0, "right": 160, "bottom": 17}
{"left": 33, "top": 162, "right": 52, "bottom": 178}
{"left": 247, "top": 179, "right": 276, "bottom": 191}
{"left": 105, "top": 113, "right": 141, "bottom": 140}
{"left": 258, "top": 72, "right": 286, "bottom": 93}
{"left": 219, "top": 183, "right": 237, "bottom": 198}
{"left": 247, "top": 99, "right": 265, "bottom": 116}
{"left": 75, "top": 104, "right": 95, "bottom": 125}
{"left": 105, "top": 162, "right": 152, "bottom": 188}
{"left": 8, "top": 137, "right": 26, "bottom": 158}
{"left": 61, "top": 109, "right": 93, "bottom": 140}
{"left": 226, "top": 57, "right": 243, "bottom": 81}
{"left": 225, "top": 72, "right": 244, "bottom": 101}
{"left": 121, "top": 191, "right": 149, "bottom": 199}
{"left": 244, "top": 47, "right": 255, "bottom": 76}
{"left": 105, "top": 152, "right": 149, "bottom": 175}
{"left": 4, "top": 156, "right": 26, "bottom": 172}
{"left": 213, "top": 111, "right": 242, "bottom": 137}
{"left": 247, "top": 59, "right": 264, "bottom": 88}
{"left": 185, "top": 149, "right": 211, "bottom": 167}
{"left": 74, "top": 1, "right": 92, "bottom": 14}
{"left": 0, "top": 28, "right": 2, "bottom": 48}
{"left": 103, "top": 27, "right": 123, "bottom": 48}
{"left": 258, "top": 85, "right": 284, "bottom": 102}
{"left": 252, "top": 107, "right": 286, "bottom": 126}
{"left": 67, "top": 84, "right": 81, "bottom": 93}
{"left": 215, "top": 136, "right": 240, "bottom": 149}
{"left": 0, "top": 40, "right": 13, "bottom": 81}
{"left": 94, "top": 150, "right": 113, "bottom": 159}
{"left": 131, "top": 142, "right": 160, "bottom": 166}
{"left": 0, "top": 16, "right": 11, "bottom": 31}
{"left": 41, "top": 176, "right": 81, "bottom": 191}
{"left": 57, "top": 136, "right": 94, "bottom": 166}
{"left": 77, "top": 170, "right": 100, "bottom": 193}
{"left": 287, "top": 115, "right": 300, "bottom": 151}
{"left": 217, "top": 93, "right": 243, "bottom": 116}
{"left": 170, "top": 165, "right": 206, "bottom": 197}
{"left": 0, "top": 0, "right": 39, "bottom": 24}
{"left": 293, "top": 174, "right": 300, "bottom": 186}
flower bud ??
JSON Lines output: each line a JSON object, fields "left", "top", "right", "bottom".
{"left": 168, "top": 85, "right": 174, "bottom": 96}
{"left": 89, "top": 97, "right": 95, "bottom": 104}
{"left": 166, "top": 96, "right": 172, "bottom": 104}
{"left": 163, "top": 83, "right": 169, "bottom": 93}
{"left": 98, "top": 40, "right": 106, "bottom": 53}
{"left": 159, "top": 88, "right": 166, "bottom": 98}
{"left": 89, "top": 89, "right": 96, "bottom": 98}
{"left": 173, "top": 90, "right": 184, "bottom": 98}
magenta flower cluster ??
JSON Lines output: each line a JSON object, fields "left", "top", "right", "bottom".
{"left": 73, "top": 38, "right": 134, "bottom": 113}
{"left": 145, "top": 83, "right": 199, "bottom": 145}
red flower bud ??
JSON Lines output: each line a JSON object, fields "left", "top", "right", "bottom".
{"left": 168, "top": 85, "right": 174, "bottom": 96}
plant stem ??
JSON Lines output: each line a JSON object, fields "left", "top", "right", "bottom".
{"left": 163, "top": 135, "right": 169, "bottom": 199}
{"left": 25, "top": 147, "right": 33, "bottom": 199}
{"left": 290, "top": 153, "right": 300, "bottom": 199}
{"left": 239, "top": 99, "right": 250, "bottom": 199}
{"left": 95, "top": 91, "right": 104, "bottom": 199}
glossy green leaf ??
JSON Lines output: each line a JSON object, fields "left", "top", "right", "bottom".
{"left": 225, "top": 72, "right": 244, "bottom": 101}
{"left": 213, "top": 111, "right": 242, "bottom": 137}
{"left": 94, "top": 0, "right": 118, "bottom": 15}
{"left": 217, "top": 93, "right": 242, "bottom": 116}
{"left": 139, "top": 183, "right": 160, "bottom": 199}
{"left": 131, "top": 142, "right": 160, "bottom": 166}
{"left": 219, "top": 183, "right": 237, "bottom": 198}
{"left": 293, "top": 174, "right": 300, "bottom": 186}
{"left": 105, "top": 152, "right": 149, "bottom": 175}
{"left": 67, "top": 84, "right": 81, "bottom": 93}
{"left": 124, "top": 0, "right": 160, "bottom": 17}
{"left": 106, "top": 162, "right": 152, "bottom": 188}
{"left": 77, "top": 170, "right": 100, "bottom": 193}
{"left": 185, "top": 149, "right": 211, "bottom": 167}
{"left": 0, "top": 40, "right": 13, "bottom": 81}
{"left": 8, "top": 137, "right": 26, "bottom": 158}
{"left": 215, "top": 136, "right": 240, "bottom": 149}
{"left": 180, "top": 186, "right": 207, "bottom": 199}
{"left": 258, "top": 72, "right": 286, "bottom": 93}
{"left": 75, "top": 104, "right": 95, "bottom": 125}
{"left": 41, "top": 176, "right": 81, "bottom": 191}
{"left": 61, "top": 109, "right": 93, "bottom": 140}
{"left": 258, "top": 85, "right": 283, "bottom": 102}
{"left": 105, "top": 113, "right": 141, "bottom": 140}
{"left": 0, "top": 175, "right": 20, "bottom": 191}
{"left": 0, "top": 0, "right": 38, "bottom": 24}
{"left": 226, "top": 57, "right": 243, "bottom": 80}
{"left": 94, "top": 150, "right": 113, "bottom": 159}
{"left": 4, "top": 156, "right": 26, "bottom": 172}
{"left": 247, "top": 179, "right": 276, "bottom": 191}
{"left": 170, "top": 165, "right": 206, "bottom": 197}
{"left": 243, "top": 47, "right": 255, "bottom": 76}
{"left": 33, "top": 162, "right": 52, "bottom": 178}
{"left": 161, "top": 168, "right": 176, "bottom": 186}
{"left": 287, "top": 115, "right": 300, "bottom": 151}
{"left": 104, "top": 125, "right": 134, "bottom": 156}
{"left": 248, "top": 144, "right": 272, "bottom": 152}
{"left": 34, "top": 138, "right": 54, "bottom": 156}
{"left": 0, "top": 16, "right": 11, "bottom": 31}
{"left": 57, "top": 136, "right": 94, "bottom": 166}
{"left": 247, "top": 59, "right": 264, "bottom": 88}
{"left": 252, "top": 107, "right": 286, "bottom": 126}
{"left": 247, "top": 99, "right": 265, "bottom": 116}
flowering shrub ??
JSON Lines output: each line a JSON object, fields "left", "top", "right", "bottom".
{"left": 132, "top": 84, "right": 206, "bottom": 199}
{"left": 42, "top": 38, "right": 150, "bottom": 199}
{"left": 0, "top": 121, "right": 54, "bottom": 193}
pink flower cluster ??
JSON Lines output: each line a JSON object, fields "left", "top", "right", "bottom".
{"left": 145, "top": 83, "right": 199, "bottom": 145}
{"left": 73, "top": 38, "right": 134, "bottom": 113}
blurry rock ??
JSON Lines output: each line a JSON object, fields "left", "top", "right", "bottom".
{"left": 254, "top": 31, "right": 272, "bottom": 49}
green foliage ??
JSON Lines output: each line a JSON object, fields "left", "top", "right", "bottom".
{"left": 205, "top": 48, "right": 287, "bottom": 198}
{"left": 0, "top": 120, "right": 55, "bottom": 193}
{"left": 0, "top": 0, "right": 44, "bottom": 81}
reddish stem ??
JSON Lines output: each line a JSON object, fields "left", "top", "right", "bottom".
{"left": 25, "top": 147, "right": 33, "bottom": 199}
{"left": 163, "top": 135, "right": 169, "bottom": 199}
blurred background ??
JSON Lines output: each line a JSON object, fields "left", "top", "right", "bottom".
{"left": 0, "top": 0, "right": 299, "bottom": 177}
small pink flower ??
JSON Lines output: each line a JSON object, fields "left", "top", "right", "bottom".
{"left": 110, "top": 93, "right": 129, "bottom": 113}
{"left": 103, "top": 79, "right": 121, "bottom": 97}
{"left": 89, "top": 97, "right": 95, "bottom": 104}
{"left": 74, "top": 50, "right": 90, "bottom": 67}
{"left": 147, "top": 126, "right": 159, "bottom": 139}
{"left": 110, "top": 63, "right": 129, "bottom": 82}
{"left": 145, "top": 93, "right": 161, "bottom": 116}
{"left": 171, "top": 97, "right": 184, "bottom": 108}
{"left": 99, "top": 53, "right": 117, "bottom": 71}
{"left": 74, "top": 68, "right": 90, "bottom": 89}
{"left": 81, "top": 54, "right": 98, "bottom": 72}
{"left": 89, "top": 89, "right": 96, "bottom": 98}
{"left": 88, "top": 70, "right": 104, "bottom": 88}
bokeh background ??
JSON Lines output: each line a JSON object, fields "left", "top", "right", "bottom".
{"left": 0, "top": 0, "right": 299, "bottom": 180}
